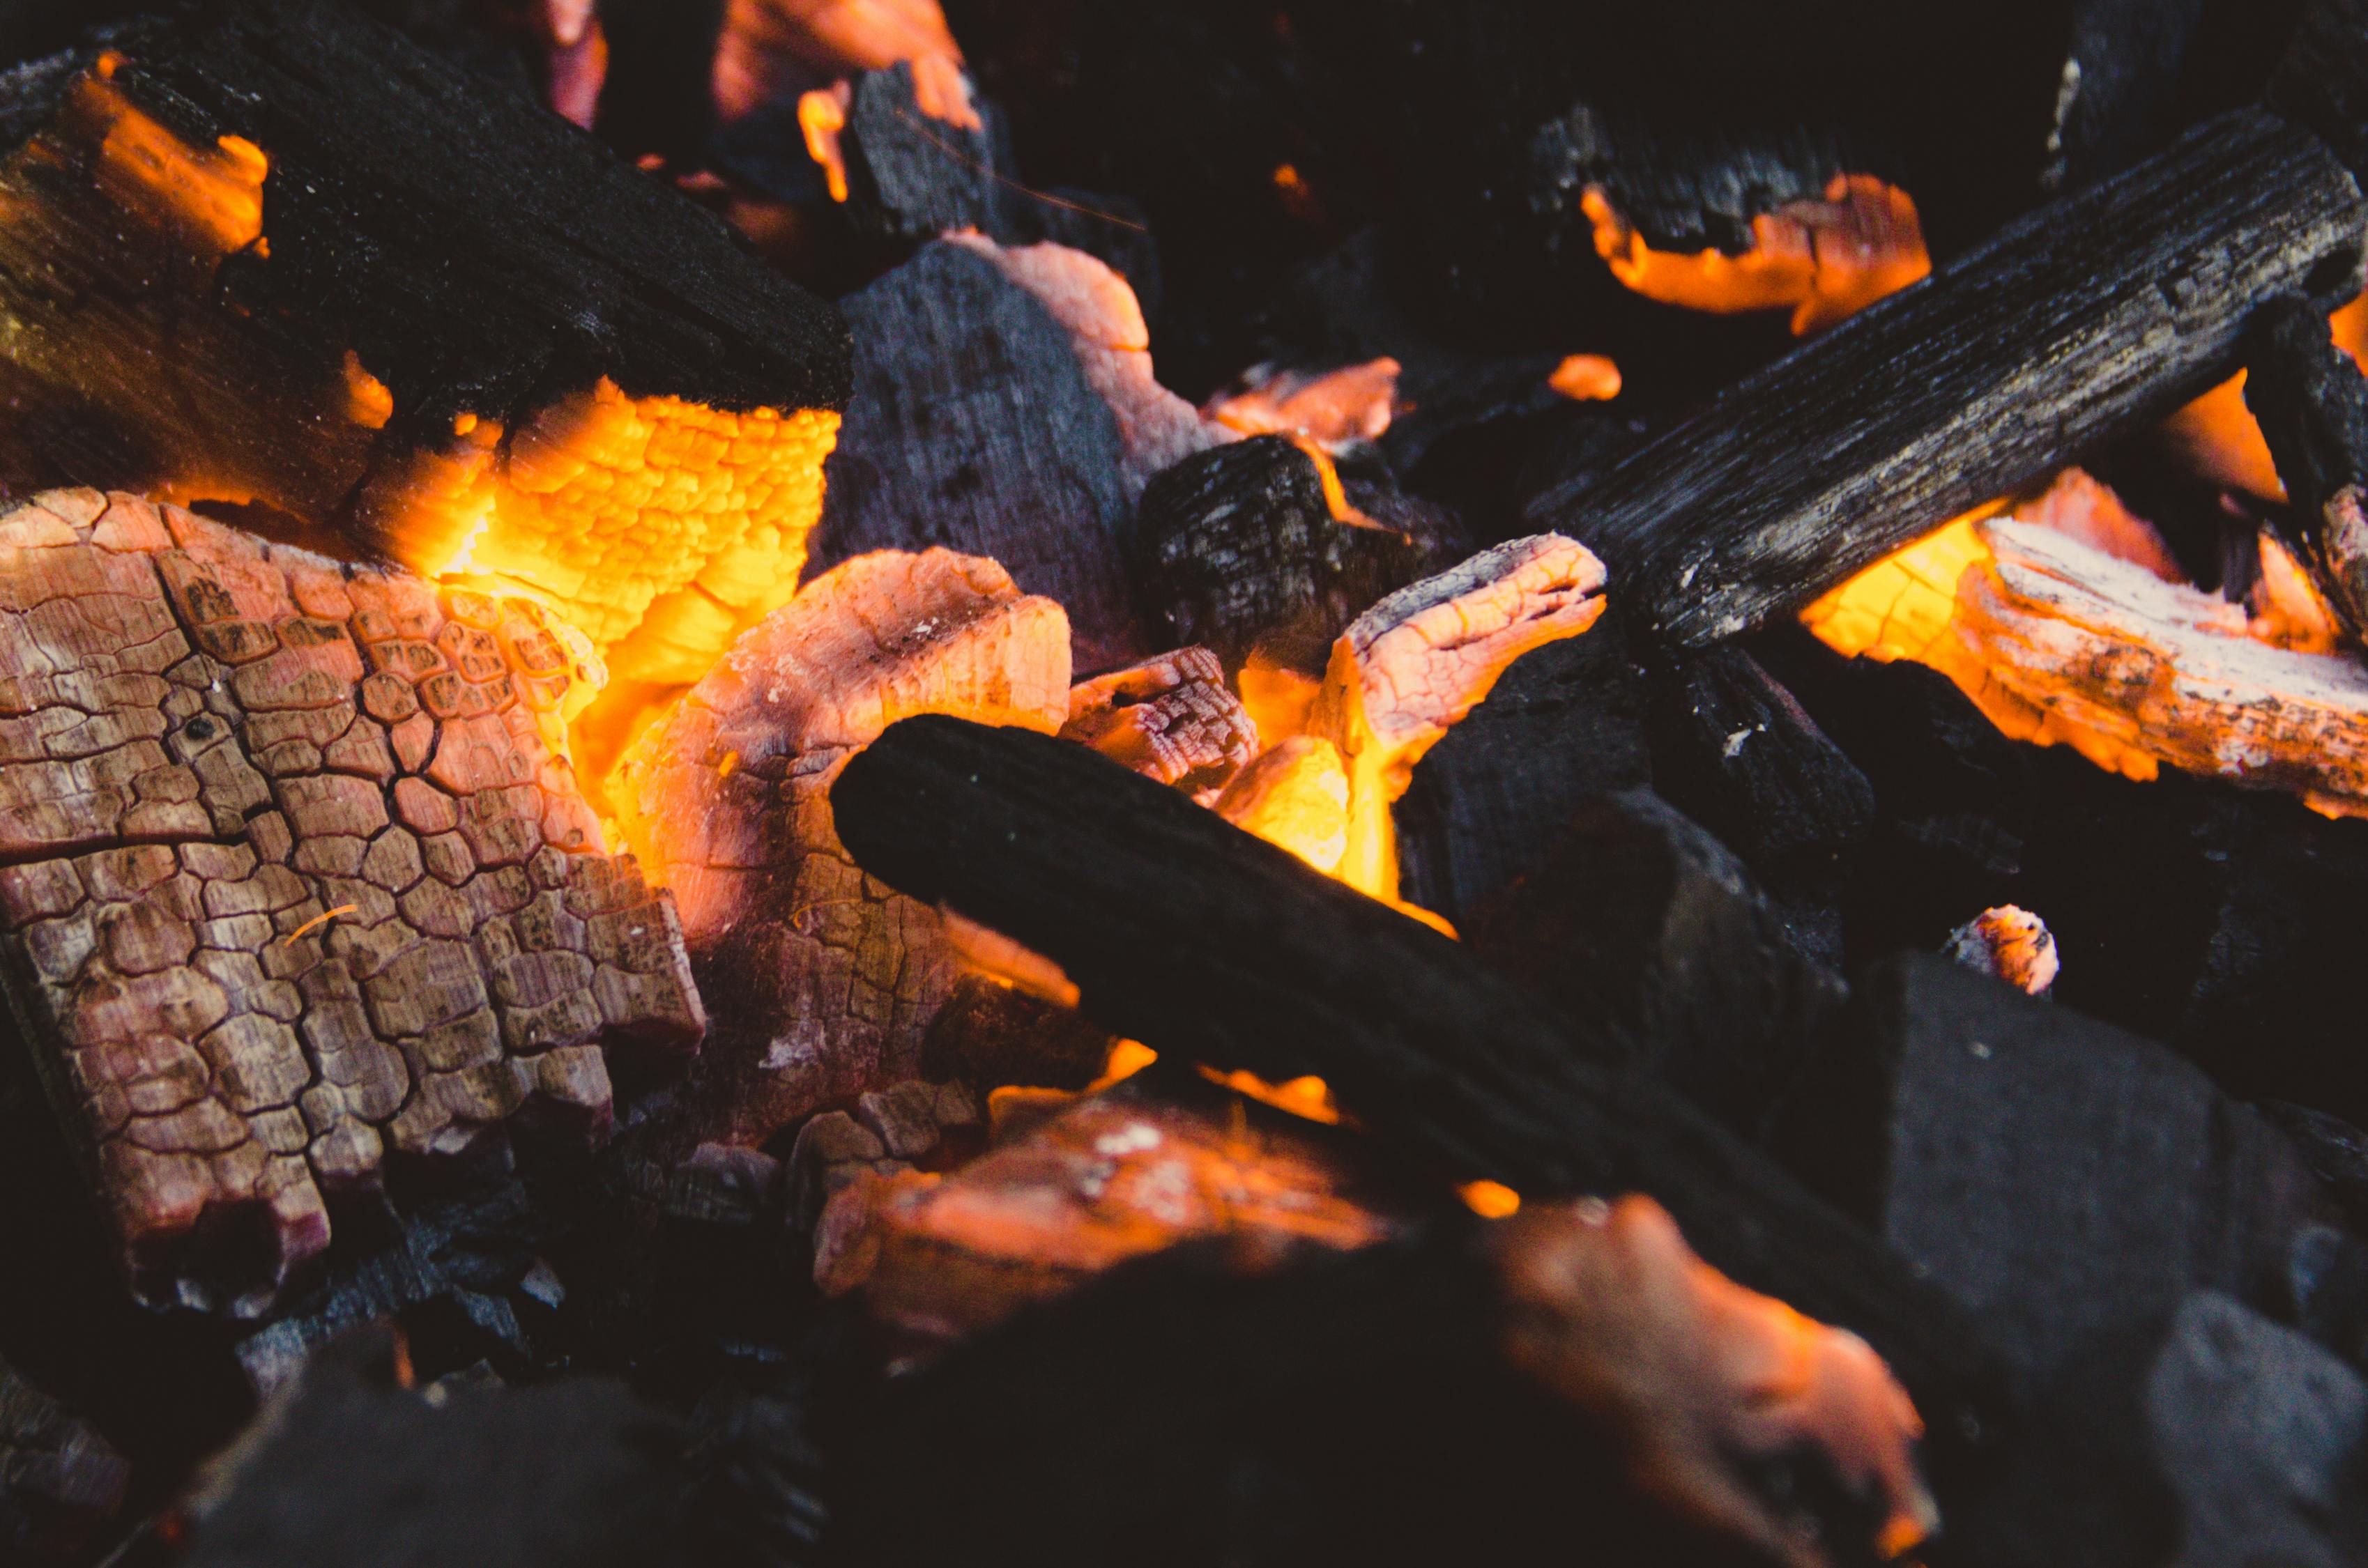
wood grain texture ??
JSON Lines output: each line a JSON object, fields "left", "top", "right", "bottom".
{"left": 1527, "top": 109, "right": 2367, "bottom": 647}
{"left": 0, "top": 491, "right": 702, "bottom": 1316}
{"left": 830, "top": 714, "right": 2014, "bottom": 1453}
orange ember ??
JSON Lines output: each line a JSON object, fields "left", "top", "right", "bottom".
{"left": 2162, "top": 297, "right": 2368, "bottom": 500}
{"left": 1584, "top": 174, "right": 1930, "bottom": 335}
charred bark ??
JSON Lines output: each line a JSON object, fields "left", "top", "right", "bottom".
{"left": 830, "top": 714, "right": 2013, "bottom": 1453}
{"left": 1526, "top": 109, "right": 2367, "bottom": 647}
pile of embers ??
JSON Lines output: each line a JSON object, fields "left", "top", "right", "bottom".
{"left": 10, "top": 1, "right": 2368, "bottom": 1565}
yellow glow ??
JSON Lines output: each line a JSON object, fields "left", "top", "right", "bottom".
{"left": 1798, "top": 512, "right": 2001, "bottom": 663}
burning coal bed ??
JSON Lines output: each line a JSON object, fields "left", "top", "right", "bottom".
{"left": 10, "top": 2, "right": 2368, "bottom": 1566}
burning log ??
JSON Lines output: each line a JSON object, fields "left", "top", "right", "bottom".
{"left": 1308, "top": 535, "right": 1609, "bottom": 902}
{"left": 2244, "top": 293, "right": 2368, "bottom": 639}
{"left": 1466, "top": 790, "right": 1850, "bottom": 1142}
{"left": 1128, "top": 434, "right": 1447, "bottom": 675}
{"left": 830, "top": 715, "right": 2015, "bottom": 1447}
{"left": 1212, "top": 737, "right": 1352, "bottom": 875}
{"left": 0, "top": 490, "right": 701, "bottom": 1314}
{"left": 604, "top": 548, "right": 1070, "bottom": 1163}
{"left": 832, "top": 1198, "right": 1935, "bottom": 1568}
{"left": 0, "top": 0, "right": 852, "bottom": 739}
{"left": 1527, "top": 109, "right": 2368, "bottom": 645}
{"left": 1057, "top": 646, "right": 1259, "bottom": 801}
{"left": 811, "top": 234, "right": 1212, "bottom": 671}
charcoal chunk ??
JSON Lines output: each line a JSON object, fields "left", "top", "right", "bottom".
{"left": 1468, "top": 790, "right": 1847, "bottom": 1138}
{"left": 1779, "top": 954, "right": 2332, "bottom": 1386}
{"left": 183, "top": 1332, "right": 687, "bottom": 1568}
{"left": 0, "top": 1353, "right": 127, "bottom": 1562}
{"left": 1394, "top": 613, "right": 1653, "bottom": 928}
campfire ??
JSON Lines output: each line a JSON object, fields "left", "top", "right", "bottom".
{"left": 3, "top": 2, "right": 2368, "bottom": 1565}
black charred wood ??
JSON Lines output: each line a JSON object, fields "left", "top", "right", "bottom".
{"left": 1529, "top": 105, "right": 1852, "bottom": 257}
{"left": 830, "top": 715, "right": 2012, "bottom": 1449}
{"left": 178, "top": 1330, "right": 688, "bottom": 1568}
{"left": 2047, "top": 0, "right": 2209, "bottom": 193}
{"left": 1526, "top": 109, "right": 2367, "bottom": 647}
{"left": 1129, "top": 435, "right": 1448, "bottom": 673}
{"left": 2244, "top": 291, "right": 2368, "bottom": 636}
{"left": 1775, "top": 955, "right": 2334, "bottom": 1390}
{"left": 0, "top": 1351, "right": 127, "bottom": 1563}
{"left": 1466, "top": 790, "right": 1849, "bottom": 1142}
{"left": 1643, "top": 644, "right": 1874, "bottom": 955}
{"left": 1394, "top": 618, "right": 1653, "bottom": 929}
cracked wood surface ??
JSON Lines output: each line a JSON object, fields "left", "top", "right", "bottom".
{"left": 0, "top": 491, "right": 701, "bottom": 1316}
{"left": 606, "top": 548, "right": 1069, "bottom": 1162}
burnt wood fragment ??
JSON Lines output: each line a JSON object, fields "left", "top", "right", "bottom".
{"left": 1526, "top": 109, "right": 2367, "bottom": 646}
{"left": 1394, "top": 615, "right": 1653, "bottom": 930}
{"left": 1776, "top": 955, "right": 2332, "bottom": 1390}
{"left": 811, "top": 234, "right": 1210, "bottom": 672}
{"left": 2245, "top": 292, "right": 2368, "bottom": 637}
{"left": 1643, "top": 644, "right": 1873, "bottom": 961}
{"left": 0, "top": 1351, "right": 127, "bottom": 1562}
{"left": 1128, "top": 435, "right": 1447, "bottom": 674}
{"left": 831, "top": 714, "right": 2012, "bottom": 1449}
{"left": 2047, "top": 0, "right": 2210, "bottom": 192}
{"left": 178, "top": 1330, "right": 688, "bottom": 1568}
{"left": 1467, "top": 790, "right": 1849, "bottom": 1142}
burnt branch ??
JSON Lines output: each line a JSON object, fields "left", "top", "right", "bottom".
{"left": 830, "top": 714, "right": 2014, "bottom": 1456}
{"left": 1527, "top": 109, "right": 2366, "bottom": 646}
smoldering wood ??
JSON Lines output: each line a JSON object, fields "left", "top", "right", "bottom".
{"left": 2245, "top": 292, "right": 2368, "bottom": 638}
{"left": 2047, "top": 0, "right": 2210, "bottom": 193}
{"left": 1465, "top": 790, "right": 1850, "bottom": 1142}
{"left": 1525, "top": 109, "right": 2368, "bottom": 647}
{"left": 830, "top": 715, "right": 2013, "bottom": 1449}
{"left": 1128, "top": 435, "right": 1448, "bottom": 673}
{"left": 1529, "top": 102, "right": 1855, "bottom": 256}
{"left": 0, "top": 0, "right": 848, "bottom": 507}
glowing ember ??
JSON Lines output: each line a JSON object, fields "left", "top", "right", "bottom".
{"left": 1205, "top": 359, "right": 1403, "bottom": 446}
{"left": 1945, "top": 906, "right": 2060, "bottom": 996}
{"left": 1584, "top": 174, "right": 1930, "bottom": 335}
{"left": 1548, "top": 354, "right": 1624, "bottom": 402}
{"left": 2162, "top": 297, "right": 2368, "bottom": 501}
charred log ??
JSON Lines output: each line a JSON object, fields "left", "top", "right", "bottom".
{"left": 1527, "top": 109, "right": 2367, "bottom": 646}
{"left": 830, "top": 714, "right": 2013, "bottom": 1450}
{"left": 0, "top": 0, "right": 850, "bottom": 714}
{"left": 0, "top": 1351, "right": 127, "bottom": 1562}
{"left": 0, "top": 490, "right": 701, "bottom": 1316}
{"left": 2047, "top": 0, "right": 2210, "bottom": 193}
{"left": 2244, "top": 292, "right": 2368, "bottom": 638}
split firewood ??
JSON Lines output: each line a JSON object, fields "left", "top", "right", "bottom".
{"left": 604, "top": 548, "right": 1070, "bottom": 1164}
{"left": 1058, "top": 647, "right": 1259, "bottom": 803}
{"left": 2244, "top": 293, "right": 2368, "bottom": 640}
{"left": 1943, "top": 905, "right": 2061, "bottom": 996}
{"left": 811, "top": 235, "right": 1214, "bottom": 672}
{"left": 1, "top": 1352, "right": 128, "bottom": 1561}
{"left": 1308, "top": 535, "right": 1610, "bottom": 902}
{"left": 0, "top": 491, "right": 701, "bottom": 1316}
{"left": 0, "top": 1, "right": 853, "bottom": 782}
{"left": 1529, "top": 107, "right": 2367, "bottom": 645}
{"left": 834, "top": 1197, "right": 1932, "bottom": 1568}
{"left": 830, "top": 715, "right": 2016, "bottom": 1445}
{"left": 818, "top": 1073, "right": 1398, "bottom": 1339}
{"left": 1128, "top": 435, "right": 1448, "bottom": 675}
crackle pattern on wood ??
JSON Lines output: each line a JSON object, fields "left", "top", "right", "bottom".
{"left": 608, "top": 548, "right": 1069, "bottom": 1159}
{"left": 0, "top": 490, "right": 701, "bottom": 1314}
